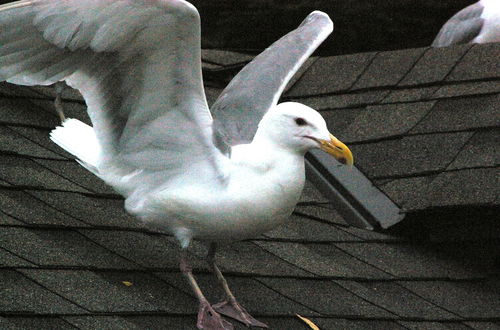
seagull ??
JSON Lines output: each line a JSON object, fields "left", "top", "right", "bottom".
{"left": 0, "top": 1, "right": 352, "bottom": 329}
{"left": 432, "top": 0, "right": 500, "bottom": 47}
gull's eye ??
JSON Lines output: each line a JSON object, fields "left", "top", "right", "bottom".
{"left": 294, "top": 117, "right": 307, "bottom": 126}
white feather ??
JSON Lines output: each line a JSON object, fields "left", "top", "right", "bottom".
{"left": 50, "top": 118, "right": 100, "bottom": 173}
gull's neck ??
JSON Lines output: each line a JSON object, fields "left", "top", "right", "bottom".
{"left": 251, "top": 125, "right": 308, "bottom": 157}
{"left": 231, "top": 130, "right": 306, "bottom": 179}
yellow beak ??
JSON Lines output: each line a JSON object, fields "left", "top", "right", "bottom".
{"left": 318, "top": 134, "right": 354, "bottom": 165}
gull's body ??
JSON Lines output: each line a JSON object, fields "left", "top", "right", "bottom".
{"left": 138, "top": 107, "right": 314, "bottom": 246}
{"left": 432, "top": 0, "right": 500, "bottom": 47}
{"left": 0, "top": 1, "right": 352, "bottom": 328}
{"left": 150, "top": 144, "right": 305, "bottom": 244}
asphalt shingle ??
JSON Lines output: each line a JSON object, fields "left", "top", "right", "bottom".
{"left": 29, "top": 190, "right": 143, "bottom": 229}
{"left": 258, "top": 277, "right": 394, "bottom": 318}
{"left": 0, "top": 210, "right": 23, "bottom": 226}
{"left": 399, "top": 279, "right": 500, "bottom": 319}
{"left": 32, "top": 158, "right": 116, "bottom": 195}
{"left": 464, "top": 322, "right": 500, "bottom": 330}
{"left": 334, "top": 242, "right": 485, "bottom": 279}
{"left": 0, "top": 189, "right": 85, "bottom": 227}
{"left": 0, "top": 82, "right": 46, "bottom": 99}
{"left": 377, "top": 175, "right": 436, "bottom": 210}
{"left": 0, "top": 270, "right": 86, "bottom": 314}
{"left": 315, "top": 318, "right": 406, "bottom": 330}
{"left": 286, "top": 52, "right": 377, "bottom": 96}
{"left": 339, "top": 224, "right": 406, "bottom": 242}
{"left": 426, "top": 168, "right": 497, "bottom": 207}
{"left": 399, "top": 44, "right": 471, "bottom": 86}
{"left": 262, "top": 214, "right": 362, "bottom": 242}
{"left": 0, "top": 125, "right": 63, "bottom": 159}
{"left": 212, "top": 241, "right": 311, "bottom": 277}
{"left": 382, "top": 86, "right": 439, "bottom": 103}
{"left": 380, "top": 169, "right": 499, "bottom": 212}
{"left": 352, "top": 48, "right": 427, "bottom": 89}
{"left": 432, "top": 80, "right": 500, "bottom": 98}
{"left": 447, "top": 129, "right": 499, "bottom": 170}
{"left": 350, "top": 132, "right": 474, "bottom": 178}
{"left": 0, "top": 227, "right": 136, "bottom": 269}
{"left": 63, "top": 315, "right": 196, "bottom": 330}
{"left": 447, "top": 43, "right": 500, "bottom": 81}
{"left": 398, "top": 321, "right": 471, "bottom": 330}
{"left": 331, "top": 101, "right": 435, "bottom": 142}
{"left": 336, "top": 280, "right": 458, "bottom": 320}
{"left": 20, "top": 269, "right": 196, "bottom": 314}
{"left": 78, "top": 229, "right": 191, "bottom": 270}
{"left": 29, "top": 98, "right": 90, "bottom": 124}
{"left": 255, "top": 241, "right": 393, "bottom": 279}
{"left": 0, "top": 247, "right": 35, "bottom": 267}
{"left": 7, "top": 125, "right": 72, "bottom": 160}
{"left": 316, "top": 107, "right": 365, "bottom": 141}
{"left": 293, "top": 204, "right": 349, "bottom": 226}
{"left": 0, "top": 155, "right": 89, "bottom": 192}
{"left": 0, "top": 317, "right": 76, "bottom": 329}
{"left": 290, "top": 90, "right": 390, "bottom": 110}
{"left": 0, "top": 97, "right": 57, "bottom": 128}
{"left": 410, "top": 94, "right": 499, "bottom": 134}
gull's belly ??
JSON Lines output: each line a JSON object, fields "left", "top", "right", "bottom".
{"left": 145, "top": 170, "right": 305, "bottom": 242}
{"left": 188, "top": 189, "right": 296, "bottom": 241}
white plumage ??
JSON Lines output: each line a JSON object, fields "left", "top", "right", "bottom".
{"left": 50, "top": 118, "right": 101, "bottom": 173}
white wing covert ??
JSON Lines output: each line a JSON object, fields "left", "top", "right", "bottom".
{"left": 0, "top": 0, "right": 226, "bottom": 194}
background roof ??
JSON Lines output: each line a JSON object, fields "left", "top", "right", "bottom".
{"left": 1, "top": 41, "right": 499, "bottom": 328}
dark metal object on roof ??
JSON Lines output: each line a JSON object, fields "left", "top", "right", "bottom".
{"left": 306, "top": 150, "right": 405, "bottom": 230}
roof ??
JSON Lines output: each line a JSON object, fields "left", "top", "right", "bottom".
{"left": 1, "top": 42, "right": 499, "bottom": 329}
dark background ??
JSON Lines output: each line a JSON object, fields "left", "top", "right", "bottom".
{"left": 189, "top": 0, "right": 474, "bottom": 55}
{"left": 1, "top": 0, "right": 474, "bottom": 55}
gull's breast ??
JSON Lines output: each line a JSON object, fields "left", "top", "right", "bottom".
{"left": 143, "top": 156, "right": 306, "bottom": 242}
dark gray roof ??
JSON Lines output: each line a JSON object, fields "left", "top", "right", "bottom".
{"left": 1, "top": 42, "right": 499, "bottom": 329}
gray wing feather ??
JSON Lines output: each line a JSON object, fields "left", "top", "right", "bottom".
{"left": 211, "top": 11, "right": 333, "bottom": 154}
{"left": 432, "top": 2, "right": 485, "bottom": 47}
{"left": 0, "top": 0, "right": 225, "bottom": 191}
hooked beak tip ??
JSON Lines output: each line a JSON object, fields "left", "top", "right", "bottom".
{"left": 319, "top": 134, "right": 354, "bottom": 166}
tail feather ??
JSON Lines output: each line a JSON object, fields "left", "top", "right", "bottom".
{"left": 50, "top": 118, "right": 101, "bottom": 174}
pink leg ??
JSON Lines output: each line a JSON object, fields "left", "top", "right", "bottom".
{"left": 180, "top": 250, "right": 234, "bottom": 330}
{"left": 208, "top": 244, "right": 268, "bottom": 328}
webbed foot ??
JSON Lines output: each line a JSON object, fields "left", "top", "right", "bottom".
{"left": 213, "top": 300, "right": 268, "bottom": 328}
{"left": 197, "top": 300, "right": 234, "bottom": 330}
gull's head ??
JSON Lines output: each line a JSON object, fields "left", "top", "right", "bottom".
{"left": 255, "top": 102, "right": 353, "bottom": 165}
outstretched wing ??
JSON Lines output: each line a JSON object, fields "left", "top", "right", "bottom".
{"left": 0, "top": 0, "right": 225, "bottom": 190}
{"left": 432, "top": 2, "right": 485, "bottom": 47}
{"left": 210, "top": 11, "right": 333, "bottom": 154}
